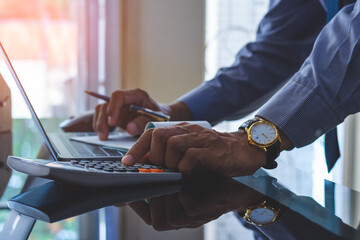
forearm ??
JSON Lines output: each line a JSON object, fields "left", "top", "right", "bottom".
{"left": 257, "top": 2, "right": 360, "bottom": 147}
{"left": 178, "top": 0, "right": 325, "bottom": 125}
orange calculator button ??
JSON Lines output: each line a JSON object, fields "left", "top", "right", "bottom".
{"left": 138, "top": 168, "right": 151, "bottom": 172}
{"left": 150, "top": 168, "right": 163, "bottom": 173}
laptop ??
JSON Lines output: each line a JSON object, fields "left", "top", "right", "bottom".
{"left": 1, "top": 42, "right": 182, "bottom": 186}
{"left": 0, "top": 42, "right": 128, "bottom": 161}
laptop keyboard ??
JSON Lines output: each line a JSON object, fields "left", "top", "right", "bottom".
{"left": 59, "top": 134, "right": 124, "bottom": 157}
{"left": 70, "top": 160, "right": 176, "bottom": 173}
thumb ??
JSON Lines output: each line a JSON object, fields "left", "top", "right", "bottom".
{"left": 126, "top": 115, "right": 152, "bottom": 136}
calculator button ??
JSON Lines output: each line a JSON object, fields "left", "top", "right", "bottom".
{"left": 149, "top": 166, "right": 161, "bottom": 169}
{"left": 138, "top": 168, "right": 151, "bottom": 173}
{"left": 114, "top": 167, "right": 127, "bottom": 172}
{"left": 150, "top": 169, "right": 163, "bottom": 173}
{"left": 126, "top": 167, "right": 139, "bottom": 172}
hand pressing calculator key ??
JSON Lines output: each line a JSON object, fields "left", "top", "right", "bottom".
{"left": 7, "top": 156, "right": 182, "bottom": 187}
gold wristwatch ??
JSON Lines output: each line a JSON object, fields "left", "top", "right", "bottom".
{"left": 242, "top": 199, "right": 280, "bottom": 226}
{"left": 239, "top": 118, "right": 281, "bottom": 169}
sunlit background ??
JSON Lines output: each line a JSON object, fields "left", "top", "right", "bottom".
{"left": 0, "top": 0, "right": 78, "bottom": 118}
{"left": 0, "top": 0, "right": 350, "bottom": 239}
{"left": 0, "top": 1, "right": 82, "bottom": 239}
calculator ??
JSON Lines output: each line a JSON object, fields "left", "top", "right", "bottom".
{"left": 7, "top": 156, "right": 182, "bottom": 187}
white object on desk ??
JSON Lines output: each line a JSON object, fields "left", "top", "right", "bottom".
{"left": 70, "top": 132, "right": 137, "bottom": 151}
{"left": 71, "top": 121, "right": 212, "bottom": 151}
{"left": 145, "top": 121, "right": 211, "bottom": 130}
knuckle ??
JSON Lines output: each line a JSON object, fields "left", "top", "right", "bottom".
{"left": 143, "top": 128, "right": 154, "bottom": 137}
{"left": 185, "top": 148, "right": 198, "bottom": 159}
{"left": 152, "top": 128, "right": 167, "bottom": 141}
{"left": 167, "top": 136, "right": 180, "bottom": 148}
{"left": 135, "top": 88, "right": 149, "bottom": 98}
{"left": 111, "top": 90, "right": 122, "bottom": 99}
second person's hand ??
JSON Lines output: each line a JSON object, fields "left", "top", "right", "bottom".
{"left": 93, "top": 88, "right": 170, "bottom": 139}
{"left": 93, "top": 88, "right": 194, "bottom": 140}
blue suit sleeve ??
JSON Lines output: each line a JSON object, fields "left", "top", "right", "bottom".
{"left": 178, "top": 0, "right": 326, "bottom": 125}
{"left": 258, "top": 2, "right": 360, "bottom": 147}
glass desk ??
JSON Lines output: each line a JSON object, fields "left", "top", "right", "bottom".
{"left": 1, "top": 119, "right": 360, "bottom": 239}
{"left": 0, "top": 118, "right": 79, "bottom": 240}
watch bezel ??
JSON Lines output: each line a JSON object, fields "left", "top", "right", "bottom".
{"left": 243, "top": 200, "right": 279, "bottom": 226}
{"left": 245, "top": 120, "right": 280, "bottom": 148}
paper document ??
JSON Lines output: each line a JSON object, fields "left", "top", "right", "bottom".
{"left": 70, "top": 132, "right": 137, "bottom": 151}
{"left": 145, "top": 121, "right": 211, "bottom": 130}
{"left": 71, "top": 121, "right": 211, "bottom": 151}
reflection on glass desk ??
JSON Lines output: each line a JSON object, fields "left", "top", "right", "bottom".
{"left": 2, "top": 119, "right": 360, "bottom": 240}
{"left": 4, "top": 171, "right": 360, "bottom": 240}
{"left": 0, "top": 118, "right": 78, "bottom": 240}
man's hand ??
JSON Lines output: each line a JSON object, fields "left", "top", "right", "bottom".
{"left": 92, "top": 88, "right": 192, "bottom": 140}
{"left": 122, "top": 122, "right": 267, "bottom": 177}
{"left": 128, "top": 177, "right": 266, "bottom": 231}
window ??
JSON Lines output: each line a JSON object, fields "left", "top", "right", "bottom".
{"left": 204, "top": 0, "right": 346, "bottom": 238}
{"left": 0, "top": 0, "right": 78, "bottom": 118}
{"left": 0, "top": 0, "right": 121, "bottom": 239}
{"left": 204, "top": 1, "right": 269, "bottom": 238}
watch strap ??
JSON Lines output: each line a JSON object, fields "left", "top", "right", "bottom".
{"left": 239, "top": 118, "right": 258, "bottom": 131}
{"left": 264, "top": 140, "right": 280, "bottom": 169}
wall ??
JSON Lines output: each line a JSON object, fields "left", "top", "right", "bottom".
{"left": 121, "top": 0, "right": 205, "bottom": 103}
{"left": 117, "top": 1, "right": 205, "bottom": 239}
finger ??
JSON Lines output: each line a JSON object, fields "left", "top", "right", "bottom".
{"left": 107, "top": 89, "right": 150, "bottom": 126}
{"left": 93, "top": 104, "right": 101, "bottom": 131}
{"left": 126, "top": 115, "right": 152, "bottom": 136}
{"left": 177, "top": 148, "right": 203, "bottom": 173}
{"left": 164, "top": 194, "right": 188, "bottom": 227}
{"left": 117, "top": 108, "right": 135, "bottom": 129}
{"left": 177, "top": 192, "right": 202, "bottom": 217}
{"left": 95, "top": 103, "right": 109, "bottom": 140}
{"left": 164, "top": 133, "right": 205, "bottom": 169}
{"left": 129, "top": 200, "right": 152, "bottom": 225}
{"left": 177, "top": 192, "right": 223, "bottom": 217}
{"left": 122, "top": 129, "right": 154, "bottom": 166}
{"left": 149, "top": 127, "right": 187, "bottom": 167}
{"left": 149, "top": 197, "right": 172, "bottom": 231}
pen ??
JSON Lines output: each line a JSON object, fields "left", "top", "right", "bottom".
{"left": 84, "top": 90, "right": 110, "bottom": 101}
{"left": 85, "top": 90, "right": 170, "bottom": 121}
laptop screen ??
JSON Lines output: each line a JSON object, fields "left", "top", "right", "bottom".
{"left": 0, "top": 42, "right": 58, "bottom": 161}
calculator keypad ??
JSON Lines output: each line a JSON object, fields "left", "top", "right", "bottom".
{"left": 69, "top": 160, "right": 175, "bottom": 173}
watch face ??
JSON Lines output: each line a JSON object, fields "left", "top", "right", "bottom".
{"left": 249, "top": 207, "right": 276, "bottom": 225}
{"left": 249, "top": 121, "right": 277, "bottom": 145}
